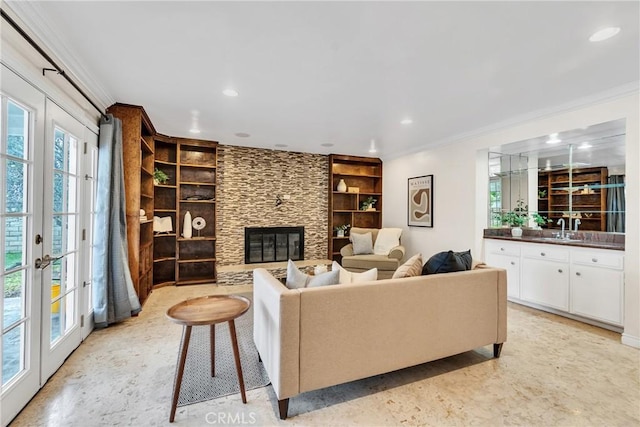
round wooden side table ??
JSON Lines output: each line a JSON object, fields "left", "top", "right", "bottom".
{"left": 166, "top": 294, "right": 251, "bottom": 422}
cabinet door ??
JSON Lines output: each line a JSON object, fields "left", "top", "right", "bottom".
{"left": 521, "top": 258, "right": 569, "bottom": 311}
{"left": 486, "top": 252, "right": 520, "bottom": 299}
{"left": 570, "top": 265, "right": 623, "bottom": 326}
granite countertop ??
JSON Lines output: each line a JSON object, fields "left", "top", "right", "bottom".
{"left": 483, "top": 228, "right": 625, "bottom": 251}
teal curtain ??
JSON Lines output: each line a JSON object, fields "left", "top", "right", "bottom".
{"left": 606, "top": 175, "right": 625, "bottom": 233}
{"left": 92, "top": 114, "right": 140, "bottom": 327}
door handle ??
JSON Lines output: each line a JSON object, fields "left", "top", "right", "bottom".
{"left": 35, "top": 254, "right": 64, "bottom": 270}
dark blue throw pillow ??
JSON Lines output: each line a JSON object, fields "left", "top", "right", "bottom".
{"left": 422, "top": 250, "right": 472, "bottom": 275}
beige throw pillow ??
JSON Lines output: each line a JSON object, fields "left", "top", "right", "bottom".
{"left": 392, "top": 253, "right": 423, "bottom": 279}
{"left": 332, "top": 261, "right": 377, "bottom": 284}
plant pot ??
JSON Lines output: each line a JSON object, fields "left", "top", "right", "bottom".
{"left": 511, "top": 227, "right": 523, "bottom": 237}
{"left": 337, "top": 230, "right": 345, "bottom": 238}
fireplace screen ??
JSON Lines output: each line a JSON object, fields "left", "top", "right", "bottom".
{"left": 245, "top": 226, "right": 304, "bottom": 264}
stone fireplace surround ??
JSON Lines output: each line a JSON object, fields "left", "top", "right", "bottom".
{"left": 216, "top": 145, "right": 329, "bottom": 269}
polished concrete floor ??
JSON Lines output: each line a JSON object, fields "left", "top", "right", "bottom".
{"left": 11, "top": 284, "right": 640, "bottom": 426}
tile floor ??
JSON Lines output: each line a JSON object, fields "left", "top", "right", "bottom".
{"left": 10, "top": 284, "right": 640, "bottom": 426}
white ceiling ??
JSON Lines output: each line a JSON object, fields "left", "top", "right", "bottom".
{"left": 6, "top": 1, "right": 640, "bottom": 158}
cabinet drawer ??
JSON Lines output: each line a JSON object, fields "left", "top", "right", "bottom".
{"left": 522, "top": 244, "right": 569, "bottom": 262}
{"left": 485, "top": 239, "right": 521, "bottom": 256}
{"left": 571, "top": 248, "right": 624, "bottom": 270}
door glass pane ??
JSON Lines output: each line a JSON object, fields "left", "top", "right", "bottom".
{"left": 66, "top": 175, "right": 77, "bottom": 212}
{"left": 54, "top": 129, "right": 64, "bottom": 170}
{"left": 50, "top": 258, "right": 62, "bottom": 343}
{"left": 52, "top": 215, "right": 64, "bottom": 255}
{"left": 7, "top": 101, "right": 28, "bottom": 159}
{"left": 2, "top": 324, "right": 25, "bottom": 386}
{"left": 4, "top": 217, "right": 25, "bottom": 271}
{"left": 3, "top": 270, "right": 24, "bottom": 327}
{"left": 53, "top": 172, "right": 64, "bottom": 212}
{"left": 67, "top": 136, "right": 77, "bottom": 173}
{"left": 5, "top": 159, "right": 26, "bottom": 213}
{"left": 64, "top": 290, "right": 76, "bottom": 333}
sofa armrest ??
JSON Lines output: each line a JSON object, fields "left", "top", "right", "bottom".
{"left": 388, "top": 245, "right": 405, "bottom": 261}
{"left": 340, "top": 244, "right": 354, "bottom": 257}
{"left": 253, "top": 268, "right": 301, "bottom": 400}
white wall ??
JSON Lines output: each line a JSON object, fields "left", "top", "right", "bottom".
{"left": 383, "top": 92, "right": 639, "bottom": 347}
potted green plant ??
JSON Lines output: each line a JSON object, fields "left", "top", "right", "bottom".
{"left": 530, "top": 212, "right": 551, "bottom": 229}
{"left": 360, "top": 196, "right": 377, "bottom": 211}
{"left": 154, "top": 168, "right": 169, "bottom": 185}
{"left": 335, "top": 224, "right": 350, "bottom": 238}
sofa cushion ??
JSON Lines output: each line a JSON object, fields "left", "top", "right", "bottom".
{"left": 332, "top": 261, "right": 377, "bottom": 284}
{"left": 422, "top": 250, "right": 472, "bottom": 275}
{"left": 373, "top": 228, "right": 403, "bottom": 255}
{"left": 351, "top": 232, "right": 374, "bottom": 255}
{"left": 286, "top": 260, "right": 339, "bottom": 288}
{"left": 342, "top": 254, "right": 401, "bottom": 271}
{"left": 392, "top": 253, "right": 423, "bottom": 279}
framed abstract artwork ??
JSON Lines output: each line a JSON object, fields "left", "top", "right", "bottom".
{"left": 408, "top": 175, "right": 433, "bottom": 227}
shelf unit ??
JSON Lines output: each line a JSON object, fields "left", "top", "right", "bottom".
{"left": 176, "top": 138, "right": 218, "bottom": 285}
{"left": 538, "top": 167, "right": 608, "bottom": 231}
{"left": 328, "top": 154, "right": 383, "bottom": 263}
{"left": 106, "top": 103, "right": 155, "bottom": 305}
{"left": 153, "top": 134, "right": 178, "bottom": 286}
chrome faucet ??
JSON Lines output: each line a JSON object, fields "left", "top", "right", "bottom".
{"left": 574, "top": 218, "right": 581, "bottom": 232}
{"left": 557, "top": 218, "right": 565, "bottom": 239}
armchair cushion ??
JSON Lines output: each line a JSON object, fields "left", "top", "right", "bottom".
{"left": 373, "top": 228, "right": 403, "bottom": 255}
{"left": 351, "top": 232, "right": 374, "bottom": 255}
{"left": 341, "top": 254, "right": 401, "bottom": 271}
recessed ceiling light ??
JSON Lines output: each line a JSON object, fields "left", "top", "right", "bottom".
{"left": 275, "top": 144, "right": 288, "bottom": 148}
{"left": 368, "top": 139, "right": 378, "bottom": 153}
{"left": 578, "top": 143, "right": 592, "bottom": 149}
{"left": 189, "top": 128, "right": 201, "bottom": 134}
{"left": 321, "top": 143, "right": 334, "bottom": 147}
{"left": 400, "top": 118, "right": 413, "bottom": 125}
{"left": 589, "top": 27, "right": 621, "bottom": 42}
{"left": 546, "top": 133, "right": 561, "bottom": 144}
{"left": 223, "top": 88, "right": 239, "bottom": 97}
{"left": 234, "top": 132, "right": 250, "bottom": 138}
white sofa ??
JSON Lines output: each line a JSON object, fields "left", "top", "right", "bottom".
{"left": 253, "top": 266, "right": 507, "bottom": 419}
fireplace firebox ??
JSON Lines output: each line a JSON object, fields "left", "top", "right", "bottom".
{"left": 244, "top": 226, "right": 304, "bottom": 264}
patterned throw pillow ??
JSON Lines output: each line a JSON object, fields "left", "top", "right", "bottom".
{"left": 392, "top": 253, "right": 423, "bottom": 279}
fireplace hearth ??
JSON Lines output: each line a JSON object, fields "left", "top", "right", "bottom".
{"left": 245, "top": 226, "right": 304, "bottom": 264}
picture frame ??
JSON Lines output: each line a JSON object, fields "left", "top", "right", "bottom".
{"left": 408, "top": 175, "right": 433, "bottom": 227}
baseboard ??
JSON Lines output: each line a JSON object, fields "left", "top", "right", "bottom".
{"left": 621, "top": 333, "right": 640, "bottom": 349}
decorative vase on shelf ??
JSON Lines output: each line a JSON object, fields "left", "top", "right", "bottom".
{"left": 183, "top": 211, "right": 193, "bottom": 239}
{"left": 511, "top": 227, "right": 523, "bottom": 237}
{"left": 337, "top": 179, "right": 347, "bottom": 193}
{"left": 337, "top": 230, "right": 345, "bottom": 238}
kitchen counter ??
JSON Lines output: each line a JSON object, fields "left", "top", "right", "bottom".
{"left": 483, "top": 228, "right": 625, "bottom": 251}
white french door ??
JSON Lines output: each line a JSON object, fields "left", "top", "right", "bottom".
{"left": 40, "top": 100, "right": 84, "bottom": 381}
{"left": 1, "top": 65, "right": 95, "bottom": 426}
{"left": 1, "top": 65, "right": 45, "bottom": 427}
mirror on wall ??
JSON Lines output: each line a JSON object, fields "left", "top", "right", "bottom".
{"left": 488, "top": 119, "right": 626, "bottom": 233}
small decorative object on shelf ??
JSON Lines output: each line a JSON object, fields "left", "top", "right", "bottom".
{"left": 337, "top": 179, "right": 347, "bottom": 193}
{"left": 335, "top": 223, "right": 350, "bottom": 238}
{"left": 361, "top": 196, "right": 377, "bottom": 211}
{"left": 347, "top": 187, "right": 359, "bottom": 193}
{"left": 192, "top": 216, "right": 206, "bottom": 237}
{"left": 154, "top": 167, "right": 169, "bottom": 185}
{"left": 153, "top": 216, "right": 173, "bottom": 233}
{"left": 182, "top": 211, "right": 192, "bottom": 239}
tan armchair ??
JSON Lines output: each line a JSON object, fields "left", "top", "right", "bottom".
{"left": 340, "top": 227, "right": 405, "bottom": 279}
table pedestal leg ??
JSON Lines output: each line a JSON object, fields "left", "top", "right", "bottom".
{"left": 170, "top": 325, "right": 192, "bottom": 422}
{"left": 210, "top": 324, "right": 215, "bottom": 377}
{"left": 228, "top": 319, "right": 247, "bottom": 403}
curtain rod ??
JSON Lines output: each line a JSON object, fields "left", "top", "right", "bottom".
{"left": 1, "top": 8, "right": 107, "bottom": 119}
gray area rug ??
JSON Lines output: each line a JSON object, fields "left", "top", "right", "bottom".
{"left": 176, "top": 294, "right": 270, "bottom": 406}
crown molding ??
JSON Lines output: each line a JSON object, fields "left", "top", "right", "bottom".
{"left": 383, "top": 81, "right": 640, "bottom": 161}
{"left": 4, "top": 1, "right": 116, "bottom": 110}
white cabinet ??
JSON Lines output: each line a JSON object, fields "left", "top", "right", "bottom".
{"left": 484, "top": 240, "right": 521, "bottom": 299}
{"left": 521, "top": 244, "right": 570, "bottom": 311}
{"left": 484, "top": 238, "right": 624, "bottom": 329}
{"left": 570, "top": 247, "right": 624, "bottom": 326}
